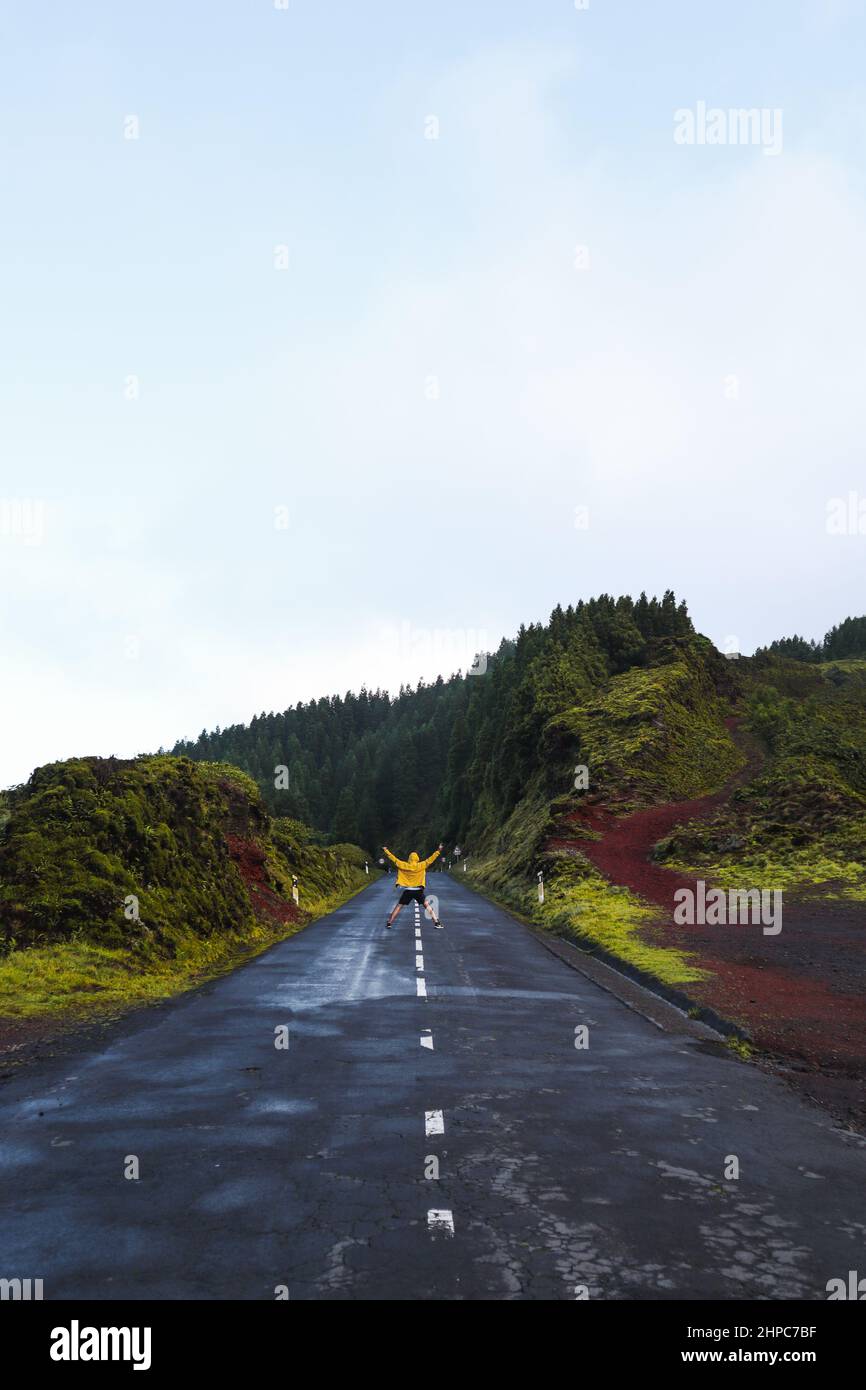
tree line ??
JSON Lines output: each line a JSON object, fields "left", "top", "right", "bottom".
{"left": 173, "top": 592, "right": 693, "bottom": 850}
{"left": 754, "top": 615, "right": 866, "bottom": 665}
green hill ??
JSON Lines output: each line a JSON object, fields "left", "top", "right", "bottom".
{"left": 173, "top": 590, "right": 696, "bottom": 847}
{"left": 171, "top": 597, "right": 866, "bottom": 963}
{"left": 5, "top": 595, "right": 863, "bottom": 1021}
{"left": 0, "top": 755, "right": 372, "bottom": 1020}
{"left": 654, "top": 654, "right": 866, "bottom": 894}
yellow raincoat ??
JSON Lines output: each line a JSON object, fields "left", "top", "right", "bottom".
{"left": 383, "top": 846, "right": 440, "bottom": 887}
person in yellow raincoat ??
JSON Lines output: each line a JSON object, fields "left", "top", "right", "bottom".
{"left": 383, "top": 843, "right": 444, "bottom": 929}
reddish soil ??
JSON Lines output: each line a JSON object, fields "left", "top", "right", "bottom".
{"left": 0, "top": 835, "right": 302, "bottom": 1080}
{"left": 226, "top": 834, "right": 303, "bottom": 928}
{"left": 553, "top": 729, "right": 866, "bottom": 1130}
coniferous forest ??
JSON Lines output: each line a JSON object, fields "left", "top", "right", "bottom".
{"left": 6, "top": 0, "right": 866, "bottom": 1320}
{"left": 4, "top": 590, "right": 866, "bottom": 1131}
{"left": 172, "top": 591, "right": 695, "bottom": 848}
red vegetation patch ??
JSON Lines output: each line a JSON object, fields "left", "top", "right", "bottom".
{"left": 226, "top": 834, "right": 302, "bottom": 928}
{"left": 551, "top": 753, "right": 866, "bottom": 1128}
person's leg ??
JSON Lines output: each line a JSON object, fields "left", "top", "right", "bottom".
{"left": 387, "top": 898, "right": 404, "bottom": 927}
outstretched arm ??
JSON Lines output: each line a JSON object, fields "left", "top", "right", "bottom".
{"left": 383, "top": 846, "right": 409, "bottom": 869}
{"left": 424, "top": 844, "right": 444, "bottom": 867}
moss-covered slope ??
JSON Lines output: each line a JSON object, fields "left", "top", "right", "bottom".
{"left": 460, "top": 636, "right": 741, "bottom": 982}
{"left": 544, "top": 636, "right": 743, "bottom": 810}
{"left": 654, "top": 657, "right": 866, "bottom": 894}
{"left": 0, "top": 755, "right": 373, "bottom": 1018}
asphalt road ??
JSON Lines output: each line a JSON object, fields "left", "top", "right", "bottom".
{"left": 1, "top": 874, "right": 864, "bottom": 1300}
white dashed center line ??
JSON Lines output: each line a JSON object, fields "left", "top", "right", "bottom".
{"left": 414, "top": 892, "right": 453, "bottom": 1238}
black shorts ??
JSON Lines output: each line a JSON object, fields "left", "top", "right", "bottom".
{"left": 398, "top": 887, "right": 427, "bottom": 905}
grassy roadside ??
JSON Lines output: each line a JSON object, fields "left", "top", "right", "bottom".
{"left": 458, "top": 851, "right": 709, "bottom": 988}
{"left": 0, "top": 876, "right": 373, "bottom": 1024}
{"left": 0, "top": 753, "right": 378, "bottom": 1036}
{"left": 453, "top": 643, "right": 734, "bottom": 990}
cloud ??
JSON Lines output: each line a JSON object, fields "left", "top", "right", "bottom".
{"left": 3, "top": 40, "right": 865, "bottom": 784}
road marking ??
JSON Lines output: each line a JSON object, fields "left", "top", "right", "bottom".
{"left": 425, "top": 1110, "right": 444, "bottom": 1136}
{"left": 417, "top": 978, "right": 427, "bottom": 997}
{"left": 416, "top": 954, "right": 424, "bottom": 970}
{"left": 415, "top": 928, "right": 421, "bottom": 939}
{"left": 427, "top": 1209, "right": 454, "bottom": 1236}
{"left": 420, "top": 1030, "right": 434, "bottom": 1050}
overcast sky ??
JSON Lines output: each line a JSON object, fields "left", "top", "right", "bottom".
{"left": 2, "top": 1, "right": 865, "bottom": 787}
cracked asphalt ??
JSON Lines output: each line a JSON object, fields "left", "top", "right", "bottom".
{"left": 1, "top": 874, "right": 864, "bottom": 1300}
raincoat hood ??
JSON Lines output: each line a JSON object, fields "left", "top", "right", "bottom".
{"left": 382, "top": 844, "right": 441, "bottom": 887}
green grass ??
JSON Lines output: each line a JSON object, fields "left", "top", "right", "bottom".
{"left": 653, "top": 659, "right": 866, "bottom": 896}
{"left": 818, "top": 658, "right": 866, "bottom": 677}
{"left": 0, "top": 754, "right": 258, "bottom": 955}
{"left": 545, "top": 640, "right": 744, "bottom": 809}
{"left": 660, "top": 843, "right": 866, "bottom": 897}
{"left": 460, "top": 640, "right": 866, "bottom": 991}
{"left": 0, "top": 877, "right": 372, "bottom": 1021}
{"left": 0, "top": 753, "right": 375, "bottom": 1024}
{"left": 463, "top": 849, "right": 709, "bottom": 988}
{"left": 457, "top": 644, "right": 737, "bottom": 988}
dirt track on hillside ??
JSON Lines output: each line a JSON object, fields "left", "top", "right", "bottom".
{"left": 553, "top": 726, "right": 866, "bottom": 1130}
